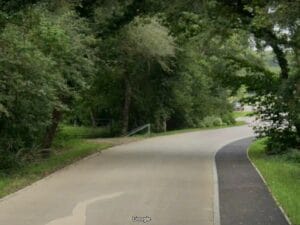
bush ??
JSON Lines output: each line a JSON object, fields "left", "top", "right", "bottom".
{"left": 251, "top": 94, "right": 298, "bottom": 154}
{"left": 284, "top": 149, "right": 300, "bottom": 163}
{"left": 221, "top": 113, "right": 235, "bottom": 125}
{"left": 250, "top": 70, "right": 300, "bottom": 154}
{"left": 201, "top": 116, "right": 223, "bottom": 127}
{"left": 0, "top": 150, "right": 20, "bottom": 174}
{"left": 53, "top": 125, "right": 111, "bottom": 148}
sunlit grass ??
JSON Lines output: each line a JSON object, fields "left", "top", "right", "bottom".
{"left": 232, "top": 111, "right": 254, "bottom": 118}
{"left": 249, "top": 139, "right": 300, "bottom": 225}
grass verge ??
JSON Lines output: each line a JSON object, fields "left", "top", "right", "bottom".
{"left": 0, "top": 126, "right": 112, "bottom": 199}
{"left": 248, "top": 139, "right": 300, "bottom": 225}
{"left": 233, "top": 111, "right": 254, "bottom": 118}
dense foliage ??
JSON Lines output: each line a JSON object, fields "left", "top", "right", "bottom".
{"left": 0, "top": 2, "right": 95, "bottom": 169}
{"left": 0, "top": 0, "right": 299, "bottom": 171}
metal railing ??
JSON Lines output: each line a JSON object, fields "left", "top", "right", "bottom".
{"left": 126, "top": 124, "right": 151, "bottom": 137}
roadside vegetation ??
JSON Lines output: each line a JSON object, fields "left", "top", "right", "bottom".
{"left": 232, "top": 111, "right": 254, "bottom": 119}
{"left": 0, "top": 0, "right": 299, "bottom": 205}
{"left": 0, "top": 126, "right": 111, "bottom": 198}
{"left": 249, "top": 139, "right": 300, "bottom": 225}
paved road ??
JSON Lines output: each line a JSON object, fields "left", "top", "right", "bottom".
{"left": 216, "top": 138, "right": 289, "bottom": 225}
{"left": 0, "top": 126, "right": 253, "bottom": 225}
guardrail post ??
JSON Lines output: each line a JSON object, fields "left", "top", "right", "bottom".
{"left": 148, "top": 124, "right": 151, "bottom": 136}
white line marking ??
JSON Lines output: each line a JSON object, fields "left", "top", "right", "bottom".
{"left": 213, "top": 153, "right": 221, "bottom": 225}
{"left": 45, "top": 192, "right": 123, "bottom": 225}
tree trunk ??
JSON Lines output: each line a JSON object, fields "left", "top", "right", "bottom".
{"left": 253, "top": 28, "right": 289, "bottom": 80}
{"left": 163, "top": 119, "right": 167, "bottom": 132}
{"left": 90, "top": 110, "right": 97, "bottom": 127}
{"left": 42, "top": 108, "right": 63, "bottom": 155}
{"left": 122, "top": 77, "right": 132, "bottom": 135}
{"left": 269, "top": 43, "right": 289, "bottom": 80}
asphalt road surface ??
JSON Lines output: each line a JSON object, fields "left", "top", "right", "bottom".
{"left": 0, "top": 126, "right": 254, "bottom": 225}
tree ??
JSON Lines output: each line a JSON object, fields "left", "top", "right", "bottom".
{"left": 118, "top": 16, "right": 176, "bottom": 134}
{"left": 30, "top": 5, "right": 96, "bottom": 149}
{"left": 0, "top": 2, "right": 95, "bottom": 166}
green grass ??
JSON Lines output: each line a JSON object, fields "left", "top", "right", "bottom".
{"left": 54, "top": 125, "right": 110, "bottom": 141}
{"left": 248, "top": 139, "right": 300, "bottom": 225}
{"left": 0, "top": 126, "right": 112, "bottom": 198}
{"left": 232, "top": 111, "right": 254, "bottom": 118}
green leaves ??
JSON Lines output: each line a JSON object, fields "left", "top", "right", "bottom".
{"left": 122, "top": 16, "right": 176, "bottom": 71}
{"left": 0, "top": 3, "right": 95, "bottom": 165}
{"left": 0, "top": 103, "right": 8, "bottom": 117}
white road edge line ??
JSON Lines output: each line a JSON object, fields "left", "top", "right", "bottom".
{"left": 213, "top": 153, "right": 221, "bottom": 225}
{"left": 246, "top": 148, "right": 292, "bottom": 225}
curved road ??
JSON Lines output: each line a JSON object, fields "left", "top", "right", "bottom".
{"left": 0, "top": 126, "right": 253, "bottom": 225}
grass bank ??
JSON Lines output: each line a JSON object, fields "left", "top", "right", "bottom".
{"left": 232, "top": 111, "right": 254, "bottom": 118}
{"left": 248, "top": 139, "right": 300, "bottom": 225}
{"left": 0, "top": 126, "right": 112, "bottom": 199}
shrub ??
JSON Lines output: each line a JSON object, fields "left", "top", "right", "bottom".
{"left": 0, "top": 150, "right": 20, "bottom": 174}
{"left": 251, "top": 94, "right": 298, "bottom": 154}
{"left": 221, "top": 113, "right": 235, "bottom": 125}
{"left": 201, "top": 116, "right": 223, "bottom": 127}
{"left": 284, "top": 149, "right": 300, "bottom": 163}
